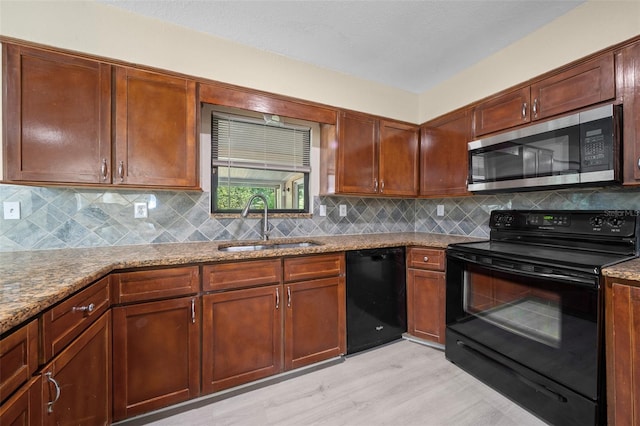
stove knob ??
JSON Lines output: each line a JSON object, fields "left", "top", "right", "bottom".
{"left": 590, "top": 216, "right": 604, "bottom": 227}
{"left": 608, "top": 216, "right": 625, "bottom": 227}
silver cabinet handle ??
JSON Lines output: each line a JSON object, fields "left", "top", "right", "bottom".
{"left": 287, "top": 286, "right": 291, "bottom": 308}
{"left": 100, "top": 158, "right": 108, "bottom": 181}
{"left": 45, "top": 372, "right": 61, "bottom": 413}
{"left": 118, "top": 160, "right": 124, "bottom": 182}
{"left": 522, "top": 102, "right": 527, "bottom": 119}
{"left": 423, "top": 256, "right": 429, "bottom": 262}
{"left": 191, "top": 298, "right": 196, "bottom": 324}
{"left": 380, "top": 180, "right": 385, "bottom": 193}
{"left": 637, "top": 158, "right": 640, "bottom": 170}
{"left": 72, "top": 303, "right": 94, "bottom": 313}
{"left": 373, "top": 178, "right": 379, "bottom": 192}
{"left": 533, "top": 98, "right": 539, "bottom": 118}
{"left": 275, "top": 287, "right": 280, "bottom": 309}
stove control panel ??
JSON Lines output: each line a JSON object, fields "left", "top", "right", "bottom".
{"left": 490, "top": 210, "right": 638, "bottom": 237}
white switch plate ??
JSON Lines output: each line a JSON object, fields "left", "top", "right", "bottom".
{"left": 437, "top": 204, "right": 445, "bottom": 217}
{"left": 3, "top": 201, "right": 20, "bottom": 220}
{"left": 339, "top": 204, "right": 347, "bottom": 217}
{"left": 134, "top": 202, "right": 148, "bottom": 219}
{"left": 319, "top": 204, "right": 327, "bottom": 217}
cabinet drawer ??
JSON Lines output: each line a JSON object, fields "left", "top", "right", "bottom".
{"left": 113, "top": 266, "right": 199, "bottom": 304}
{"left": 42, "top": 276, "right": 110, "bottom": 361}
{"left": 283, "top": 253, "right": 345, "bottom": 282}
{"left": 407, "top": 247, "right": 445, "bottom": 271}
{"left": 203, "top": 259, "right": 282, "bottom": 291}
{"left": 0, "top": 319, "right": 38, "bottom": 403}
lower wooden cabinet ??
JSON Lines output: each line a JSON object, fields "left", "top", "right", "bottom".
{"left": 201, "top": 285, "right": 283, "bottom": 393}
{"left": 112, "top": 297, "right": 200, "bottom": 421}
{"left": 285, "top": 277, "right": 346, "bottom": 370}
{"left": 41, "top": 311, "right": 111, "bottom": 426}
{"left": 0, "top": 376, "right": 42, "bottom": 426}
{"left": 406, "top": 248, "right": 446, "bottom": 344}
{"left": 605, "top": 277, "right": 640, "bottom": 426}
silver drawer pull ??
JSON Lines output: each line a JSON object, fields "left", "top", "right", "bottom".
{"left": 423, "top": 256, "right": 429, "bottom": 262}
{"left": 45, "top": 372, "right": 61, "bottom": 413}
{"left": 72, "top": 303, "right": 95, "bottom": 313}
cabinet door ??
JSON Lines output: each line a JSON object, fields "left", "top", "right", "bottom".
{"left": 112, "top": 297, "right": 200, "bottom": 421}
{"left": 0, "top": 319, "right": 38, "bottom": 403}
{"left": 618, "top": 41, "right": 640, "bottom": 184}
{"left": 0, "top": 376, "right": 42, "bottom": 426}
{"left": 406, "top": 269, "right": 445, "bottom": 344}
{"left": 42, "top": 311, "right": 110, "bottom": 426}
{"left": 285, "top": 277, "right": 346, "bottom": 370}
{"left": 114, "top": 67, "right": 198, "bottom": 188}
{"left": 531, "top": 53, "right": 615, "bottom": 121}
{"left": 337, "top": 111, "right": 378, "bottom": 194}
{"left": 201, "top": 285, "right": 283, "bottom": 393}
{"left": 606, "top": 279, "right": 640, "bottom": 426}
{"left": 473, "top": 87, "right": 530, "bottom": 137}
{"left": 3, "top": 44, "right": 111, "bottom": 184}
{"left": 378, "top": 120, "right": 419, "bottom": 196}
{"left": 420, "top": 109, "right": 471, "bottom": 197}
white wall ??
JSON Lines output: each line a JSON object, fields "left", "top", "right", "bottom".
{"left": 418, "top": 0, "right": 640, "bottom": 122}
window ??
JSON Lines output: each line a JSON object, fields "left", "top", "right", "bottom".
{"left": 211, "top": 111, "right": 311, "bottom": 213}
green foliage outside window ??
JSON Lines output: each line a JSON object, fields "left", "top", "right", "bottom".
{"left": 216, "top": 186, "right": 276, "bottom": 210}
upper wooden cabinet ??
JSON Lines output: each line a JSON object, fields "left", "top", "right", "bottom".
{"left": 322, "top": 111, "right": 419, "bottom": 196}
{"left": 2, "top": 43, "right": 199, "bottom": 189}
{"left": 3, "top": 44, "right": 112, "bottom": 184}
{"left": 473, "top": 53, "right": 615, "bottom": 137}
{"left": 420, "top": 109, "right": 471, "bottom": 197}
{"left": 617, "top": 40, "right": 640, "bottom": 185}
{"left": 114, "top": 67, "right": 197, "bottom": 188}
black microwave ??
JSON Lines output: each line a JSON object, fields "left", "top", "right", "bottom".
{"left": 467, "top": 104, "right": 621, "bottom": 192}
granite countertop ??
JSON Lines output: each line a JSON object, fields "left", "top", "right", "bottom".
{"left": 602, "top": 258, "right": 640, "bottom": 283}
{"left": 0, "top": 232, "right": 479, "bottom": 336}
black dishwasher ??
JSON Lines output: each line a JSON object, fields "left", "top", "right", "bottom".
{"left": 346, "top": 247, "right": 407, "bottom": 354}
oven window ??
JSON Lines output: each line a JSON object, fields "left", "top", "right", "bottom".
{"left": 463, "top": 265, "right": 565, "bottom": 348}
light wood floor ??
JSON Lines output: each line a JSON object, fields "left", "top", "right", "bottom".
{"left": 143, "top": 340, "right": 547, "bottom": 426}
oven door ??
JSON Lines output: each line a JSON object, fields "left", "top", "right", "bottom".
{"left": 446, "top": 248, "right": 602, "bottom": 400}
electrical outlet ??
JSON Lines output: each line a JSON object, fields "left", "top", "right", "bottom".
{"left": 437, "top": 205, "right": 445, "bottom": 217}
{"left": 134, "top": 202, "right": 148, "bottom": 219}
{"left": 3, "top": 201, "right": 20, "bottom": 220}
{"left": 339, "top": 204, "right": 347, "bottom": 217}
{"left": 319, "top": 204, "right": 327, "bottom": 217}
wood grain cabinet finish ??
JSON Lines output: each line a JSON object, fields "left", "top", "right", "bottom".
{"left": 283, "top": 253, "right": 345, "bottom": 282}
{"left": 420, "top": 109, "right": 471, "bottom": 197}
{"left": 2, "top": 44, "right": 111, "bottom": 184}
{"left": 406, "top": 247, "right": 446, "bottom": 344}
{"left": 0, "top": 319, "right": 38, "bottom": 404}
{"left": 114, "top": 67, "right": 198, "bottom": 188}
{"left": 112, "top": 297, "right": 200, "bottom": 421}
{"left": 0, "top": 376, "right": 42, "bottom": 426}
{"left": 333, "top": 112, "right": 419, "bottom": 196}
{"left": 473, "top": 53, "right": 615, "bottom": 137}
{"left": 202, "top": 259, "right": 282, "bottom": 292}
{"left": 201, "top": 285, "right": 283, "bottom": 393}
{"left": 41, "top": 276, "right": 110, "bottom": 362}
{"left": 617, "top": 40, "right": 640, "bottom": 185}
{"left": 112, "top": 266, "right": 199, "bottom": 304}
{"left": 605, "top": 277, "right": 640, "bottom": 426}
{"left": 41, "top": 311, "right": 111, "bottom": 426}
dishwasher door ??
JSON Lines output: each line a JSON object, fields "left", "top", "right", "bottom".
{"left": 346, "top": 247, "right": 407, "bottom": 354}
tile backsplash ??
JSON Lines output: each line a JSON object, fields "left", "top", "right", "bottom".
{"left": 2, "top": 183, "right": 640, "bottom": 252}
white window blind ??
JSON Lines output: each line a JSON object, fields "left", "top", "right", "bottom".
{"left": 211, "top": 113, "right": 311, "bottom": 172}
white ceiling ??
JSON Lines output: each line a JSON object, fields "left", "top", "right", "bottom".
{"left": 98, "top": 0, "right": 585, "bottom": 94}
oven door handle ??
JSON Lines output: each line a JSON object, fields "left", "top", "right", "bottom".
{"left": 447, "top": 252, "right": 598, "bottom": 288}
{"left": 456, "top": 340, "right": 568, "bottom": 403}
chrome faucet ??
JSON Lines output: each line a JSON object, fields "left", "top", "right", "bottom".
{"left": 241, "top": 194, "right": 271, "bottom": 241}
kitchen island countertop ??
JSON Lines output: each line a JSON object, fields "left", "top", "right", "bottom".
{"left": 0, "top": 232, "right": 479, "bottom": 335}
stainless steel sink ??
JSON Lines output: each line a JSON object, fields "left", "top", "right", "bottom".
{"left": 218, "top": 241, "right": 322, "bottom": 252}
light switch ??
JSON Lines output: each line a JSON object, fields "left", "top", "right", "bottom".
{"left": 339, "top": 205, "right": 347, "bottom": 217}
{"left": 319, "top": 205, "right": 327, "bottom": 216}
{"left": 3, "top": 201, "right": 20, "bottom": 220}
{"left": 437, "top": 205, "right": 445, "bottom": 217}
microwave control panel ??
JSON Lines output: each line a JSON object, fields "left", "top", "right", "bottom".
{"left": 581, "top": 117, "right": 613, "bottom": 171}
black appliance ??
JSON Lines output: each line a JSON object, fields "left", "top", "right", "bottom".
{"left": 468, "top": 104, "right": 621, "bottom": 192}
{"left": 446, "top": 210, "right": 639, "bottom": 426}
{"left": 346, "top": 247, "right": 407, "bottom": 354}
